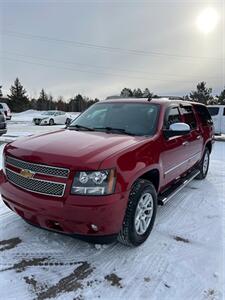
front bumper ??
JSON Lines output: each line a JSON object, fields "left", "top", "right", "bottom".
{"left": 0, "top": 128, "right": 7, "bottom": 136}
{"left": 0, "top": 170, "right": 128, "bottom": 241}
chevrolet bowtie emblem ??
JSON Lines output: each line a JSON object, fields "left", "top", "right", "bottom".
{"left": 20, "top": 169, "right": 35, "bottom": 179}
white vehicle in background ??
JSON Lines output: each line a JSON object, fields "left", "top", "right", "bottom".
{"left": 207, "top": 105, "right": 225, "bottom": 134}
{"left": 0, "top": 103, "right": 12, "bottom": 120}
{"left": 33, "top": 111, "right": 72, "bottom": 126}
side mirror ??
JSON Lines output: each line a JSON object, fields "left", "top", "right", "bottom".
{"left": 164, "top": 122, "right": 191, "bottom": 139}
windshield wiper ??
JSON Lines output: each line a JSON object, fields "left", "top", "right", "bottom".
{"left": 94, "top": 127, "right": 135, "bottom": 136}
{"left": 68, "top": 124, "right": 95, "bottom": 131}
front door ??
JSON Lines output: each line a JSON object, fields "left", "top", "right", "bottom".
{"left": 160, "top": 106, "right": 189, "bottom": 187}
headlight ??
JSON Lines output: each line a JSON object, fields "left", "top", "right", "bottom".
{"left": 2, "top": 144, "right": 6, "bottom": 175}
{"left": 71, "top": 169, "right": 116, "bottom": 195}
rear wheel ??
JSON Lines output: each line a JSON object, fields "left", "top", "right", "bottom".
{"left": 118, "top": 179, "right": 157, "bottom": 246}
{"left": 196, "top": 148, "right": 210, "bottom": 180}
{"left": 49, "top": 118, "right": 54, "bottom": 126}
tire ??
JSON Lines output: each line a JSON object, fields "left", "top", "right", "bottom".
{"left": 118, "top": 179, "right": 157, "bottom": 247}
{"left": 49, "top": 118, "right": 54, "bottom": 126}
{"left": 196, "top": 148, "right": 210, "bottom": 180}
{"left": 65, "top": 118, "right": 70, "bottom": 125}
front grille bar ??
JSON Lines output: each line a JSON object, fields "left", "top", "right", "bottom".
{"left": 6, "top": 168, "right": 66, "bottom": 197}
{"left": 6, "top": 156, "right": 70, "bottom": 178}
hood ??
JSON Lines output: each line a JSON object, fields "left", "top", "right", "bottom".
{"left": 5, "top": 129, "right": 144, "bottom": 170}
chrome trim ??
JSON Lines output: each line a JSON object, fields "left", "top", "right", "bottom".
{"left": 6, "top": 167, "right": 66, "bottom": 197}
{"left": 161, "top": 170, "right": 200, "bottom": 205}
{"left": 6, "top": 156, "right": 70, "bottom": 178}
{"left": 164, "top": 152, "right": 201, "bottom": 176}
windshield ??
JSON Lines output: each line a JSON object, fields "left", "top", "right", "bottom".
{"left": 41, "top": 111, "right": 56, "bottom": 116}
{"left": 69, "top": 102, "right": 159, "bottom": 136}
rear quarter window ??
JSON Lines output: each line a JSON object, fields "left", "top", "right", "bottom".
{"left": 207, "top": 107, "right": 219, "bottom": 116}
{"left": 194, "top": 105, "right": 212, "bottom": 126}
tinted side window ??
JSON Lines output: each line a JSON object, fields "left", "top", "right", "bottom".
{"left": 223, "top": 108, "right": 225, "bottom": 116}
{"left": 194, "top": 105, "right": 212, "bottom": 126}
{"left": 181, "top": 106, "right": 197, "bottom": 130}
{"left": 0, "top": 104, "right": 3, "bottom": 109}
{"left": 208, "top": 107, "right": 219, "bottom": 116}
{"left": 165, "top": 107, "right": 181, "bottom": 129}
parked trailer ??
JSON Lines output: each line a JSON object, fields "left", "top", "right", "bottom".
{"left": 207, "top": 105, "right": 225, "bottom": 135}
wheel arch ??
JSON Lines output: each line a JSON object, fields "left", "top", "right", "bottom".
{"left": 128, "top": 168, "right": 160, "bottom": 194}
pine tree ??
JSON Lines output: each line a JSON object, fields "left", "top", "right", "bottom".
{"left": 48, "top": 95, "right": 56, "bottom": 110}
{"left": 120, "top": 88, "right": 133, "bottom": 98}
{"left": 218, "top": 87, "right": 225, "bottom": 105}
{"left": 36, "top": 89, "right": 49, "bottom": 110}
{"left": 189, "top": 82, "right": 213, "bottom": 105}
{"left": 133, "top": 88, "right": 143, "bottom": 98}
{"left": 7, "top": 78, "right": 30, "bottom": 112}
{"left": 142, "top": 88, "right": 154, "bottom": 99}
{"left": 56, "top": 96, "right": 66, "bottom": 111}
{"left": 76, "top": 94, "right": 87, "bottom": 112}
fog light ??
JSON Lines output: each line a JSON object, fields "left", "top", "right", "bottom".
{"left": 91, "top": 224, "right": 98, "bottom": 232}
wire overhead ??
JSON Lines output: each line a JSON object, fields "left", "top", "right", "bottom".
{"left": 2, "top": 30, "right": 224, "bottom": 61}
{"left": 1, "top": 51, "right": 220, "bottom": 81}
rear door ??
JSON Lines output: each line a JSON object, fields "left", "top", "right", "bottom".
{"left": 57, "top": 112, "right": 65, "bottom": 124}
{"left": 54, "top": 112, "right": 61, "bottom": 124}
{"left": 180, "top": 105, "right": 203, "bottom": 169}
{"left": 161, "top": 106, "right": 189, "bottom": 186}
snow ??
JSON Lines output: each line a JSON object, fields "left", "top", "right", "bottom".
{"left": 12, "top": 110, "right": 41, "bottom": 122}
{"left": 0, "top": 110, "right": 80, "bottom": 142}
{"left": 0, "top": 126, "right": 224, "bottom": 299}
{"left": 12, "top": 110, "right": 80, "bottom": 123}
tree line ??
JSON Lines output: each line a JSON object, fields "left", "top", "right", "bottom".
{"left": 0, "top": 78, "right": 99, "bottom": 113}
{"left": 117, "top": 83, "right": 225, "bottom": 105}
{"left": 0, "top": 78, "right": 224, "bottom": 113}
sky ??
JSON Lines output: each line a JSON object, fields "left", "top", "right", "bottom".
{"left": 0, "top": 0, "right": 224, "bottom": 101}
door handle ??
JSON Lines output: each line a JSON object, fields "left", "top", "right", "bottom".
{"left": 182, "top": 141, "right": 189, "bottom": 146}
{"left": 196, "top": 135, "right": 201, "bottom": 140}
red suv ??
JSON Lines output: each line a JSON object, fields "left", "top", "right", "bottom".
{"left": 0, "top": 99, "right": 214, "bottom": 246}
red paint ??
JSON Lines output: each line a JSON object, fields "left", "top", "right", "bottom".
{"left": 0, "top": 99, "right": 213, "bottom": 239}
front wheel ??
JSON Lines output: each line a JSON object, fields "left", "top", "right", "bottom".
{"left": 65, "top": 118, "right": 71, "bottom": 125}
{"left": 118, "top": 179, "right": 157, "bottom": 247}
{"left": 49, "top": 118, "right": 54, "bottom": 126}
{"left": 196, "top": 148, "right": 210, "bottom": 180}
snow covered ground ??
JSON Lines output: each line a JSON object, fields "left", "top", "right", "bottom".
{"left": 0, "top": 111, "right": 80, "bottom": 142}
{"left": 0, "top": 120, "right": 224, "bottom": 300}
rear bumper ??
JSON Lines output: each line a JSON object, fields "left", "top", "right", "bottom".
{"left": 0, "top": 170, "right": 128, "bottom": 241}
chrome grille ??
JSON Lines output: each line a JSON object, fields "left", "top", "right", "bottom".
{"left": 6, "top": 156, "right": 69, "bottom": 178}
{"left": 6, "top": 168, "right": 66, "bottom": 197}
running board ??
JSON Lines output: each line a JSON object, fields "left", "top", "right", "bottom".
{"left": 158, "top": 169, "right": 200, "bottom": 206}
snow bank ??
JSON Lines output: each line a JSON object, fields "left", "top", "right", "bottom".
{"left": 11, "top": 110, "right": 80, "bottom": 123}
